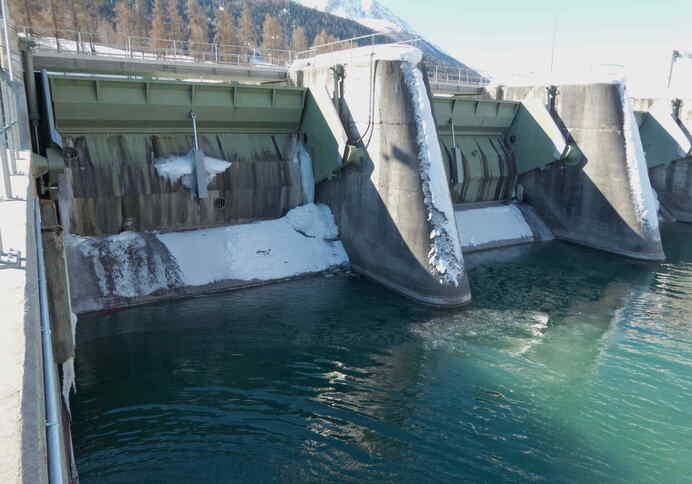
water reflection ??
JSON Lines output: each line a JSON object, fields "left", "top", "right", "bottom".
{"left": 73, "top": 227, "right": 692, "bottom": 483}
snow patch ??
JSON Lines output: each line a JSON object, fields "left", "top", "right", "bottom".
{"left": 400, "top": 56, "right": 465, "bottom": 286}
{"left": 618, "top": 82, "right": 661, "bottom": 240}
{"left": 455, "top": 205, "right": 534, "bottom": 251}
{"left": 157, "top": 203, "right": 348, "bottom": 286}
{"left": 154, "top": 151, "right": 231, "bottom": 188}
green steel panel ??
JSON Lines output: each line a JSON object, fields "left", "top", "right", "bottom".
{"left": 301, "top": 91, "right": 345, "bottom": 183}
{"left": 507, "top": 103, "right": 563, "bottom": 174}
{"left": 433, "top": 97, "right": 520, "bottom": 134}
{"left": 48, "top": 76, "right": 307, "bottom": 134}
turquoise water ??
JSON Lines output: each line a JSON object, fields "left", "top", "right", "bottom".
{"left": 73, "top": 224, "right": 692, "bottom": 483}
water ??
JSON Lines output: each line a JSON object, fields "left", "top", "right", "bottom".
{"left": 72, "top": 224, "right": 692, "bottom": 484}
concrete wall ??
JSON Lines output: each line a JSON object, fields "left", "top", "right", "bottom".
{"left": 294, "top": 47, "right": 471, "bottom": 306}
{"left": 1, "top": 159, "right": 75, "bottom": 484}
{"left": 504, "top": 83, "right": 664, "bottom": 261}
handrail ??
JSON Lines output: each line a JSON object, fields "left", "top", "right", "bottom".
{"left": 34, "top": 200, "right": 66, "bottom": 484}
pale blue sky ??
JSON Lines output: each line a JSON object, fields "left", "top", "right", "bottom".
{"left": 378, "top": 0, "right": 691, "bottom": 90}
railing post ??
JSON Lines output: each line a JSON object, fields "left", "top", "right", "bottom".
{"left": 173, "top": 39, "right": 176, "bottom": 58}
{"left": 77, "top": 31, "right": 81, "bottom": 55}
{"left": 215, "top": 43, "right": 218, "bottom": 63}
{"left": 128, "top": 36, "right": 132, "bottom": 58}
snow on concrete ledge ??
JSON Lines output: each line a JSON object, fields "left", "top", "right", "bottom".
{"left": 159, "top": 203, "right": 348, "bottom": 286}
{"left": 455, "top": 204, "right": 534, "bottom": 253}
{"left": 400, "top": 54, "right": 465, "bottom": 287}
{"left": 618, "top": 82, "right": 661, "bottom": 240}
{"left": 67, "top": 204, "right": 349, "bottom": 312}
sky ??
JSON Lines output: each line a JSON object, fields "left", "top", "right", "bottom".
{"left": 377, "top": 0, "right": 692, "bottom": 94}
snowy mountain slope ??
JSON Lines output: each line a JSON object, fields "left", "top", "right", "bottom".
{"left": 294, "top": 0, "right": 475, "bottom": 70}
{"left": 296, "top": 0, "right": 414, "bottom": 33}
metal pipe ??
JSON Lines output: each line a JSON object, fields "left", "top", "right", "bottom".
{"left": 34, "top": 201, "right": 67, "bottom": 484}
{"left": 1, "top": 0, "right": 13, "bottom": 81}
{"left": 190, "top": 111, "right": 199, "bottom": 151}
{"left": 21, "top": 42, "right": 40, "bottom": 150}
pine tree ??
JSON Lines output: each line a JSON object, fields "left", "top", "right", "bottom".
{"left": 150, "top": 0, "right": 169, "bottom": 51}
{"left": 10, "top": 0, "right": 46, "bottom": 32}
{"left": 133, "top": 0, "right": 149, "bottom": 38}
{"left": 313, "top": 29, "right": 329, "bottom": 48}
{"left": 291, "top": 26, "right": 308, "bottom": 53}
{"left": 168, "top": 0, "right": 185, "bottom": 43}
{"left": 261, "top": 14, "right": 284, "bottom": 52}
{"left": 238, "top": 5, "right": 255, "bottom": 48}
{"left": 47, "top": 0, "right": 67, "bottom": 40}
{"left": 214, "top": 7, "right": 237, "bottom": 46}
{"left": 187, "top": 0, "right": 210, "bottom": 59}
{"left": 84, "top": 0, "right": 105, "bottom": 50}
{"left": 113, "top": 0, "right": 132, "bottom": 44}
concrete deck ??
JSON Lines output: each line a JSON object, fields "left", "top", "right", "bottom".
{"left": 0, "top": 154, "right": 47, "bottom": 484}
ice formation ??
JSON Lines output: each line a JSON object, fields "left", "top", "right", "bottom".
{"left": 399, "top": 51, "right": 465, "bottom": 287}
{"left": 154, "top": 151, "right": 231, "bottom": 189}
{"left": 618, "top": 82, "right": 661, "bottom": 239}
{"left": 294, "top": 141, "right": 316, "bottom": 204}
{"left": 67, "top": 231, "right": 183, "bottom": 299}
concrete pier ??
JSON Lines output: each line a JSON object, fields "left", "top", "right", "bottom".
{"left": 634, "top": 98, "right": 692, "bottom": 222}
{"left": 294, "top": 46, "right": 471, "bottom": 307}
{"left": 504, "top": 83, "right": 665, "bottom": 261}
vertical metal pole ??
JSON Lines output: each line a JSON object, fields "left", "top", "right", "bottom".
{"left": 215, "top": 43, "right": 218, "bottom": 63}
{"left": 77, "top": 31, "right": 82, "bottom": 55}
{"left": 1, "top": 135, "right": 11, "bottom": 199}
{"left": 667, "top": 50, "right": 679, "bottom": 89}
{"left": 550, "top": 14, "right": 558, "bottom": 76}
{"left": 1, "top": 0, "right": 13, "bottom": 80}
{"left": 173, "top": 39, "right": 176, "bottom": 58}
{"left": 128, "top": 36, "right": 132, "bottom": 58}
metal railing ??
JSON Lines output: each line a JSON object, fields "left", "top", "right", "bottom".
{"left": 295, "top": 32, "right": 421, "bottom": 59}
{"left": 17, "top": 25, "right": 295, "bottom": 70}
{"left": 424, "top": 62, "right": 492, "bottom": 89}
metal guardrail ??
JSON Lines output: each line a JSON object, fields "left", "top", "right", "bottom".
{"left": 424, "top": 62, "right": 492, "bottom": 89}
{"left": 295, "top": 32, "right": 421, "bottom": 59}
{"left": 17, "top": 25, "right": 294, "bottom": 70}
{"left": 18, "top": 26, "right": 491, "bottom": 88}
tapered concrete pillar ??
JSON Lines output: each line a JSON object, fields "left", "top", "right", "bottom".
{"left": 505, "top": 83, "right": 664, "bottom": 261}
{"left": 293, "top": 46, "right": 471, "bottom": 306}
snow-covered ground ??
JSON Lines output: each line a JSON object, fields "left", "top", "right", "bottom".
{"left": 159, "top": 203, "right": 348, "bottom": 286}
{"left": 67, "top": 203, "right": 349, "bottom": 310}
{"left": 455, "top": 204, "right": 534, "bottom": 252}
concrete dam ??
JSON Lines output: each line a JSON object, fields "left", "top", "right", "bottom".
{"left": 5, "top": 39, "right": 692, "bottom": 482}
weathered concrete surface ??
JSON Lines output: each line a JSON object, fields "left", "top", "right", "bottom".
{"left": 60, "top": 133, "right": 304, "bottom": 236}
{"left": 505, "top": 84, "right": 664, "bottom": 261}
{"left": 39, "top": 201, "right": 75, "bottom": 364}
{"left": 0, "top": 156, "right": 48, "bottom": 484}
{"left": 296, "top": 48, "right": 471, "bottom": 306}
